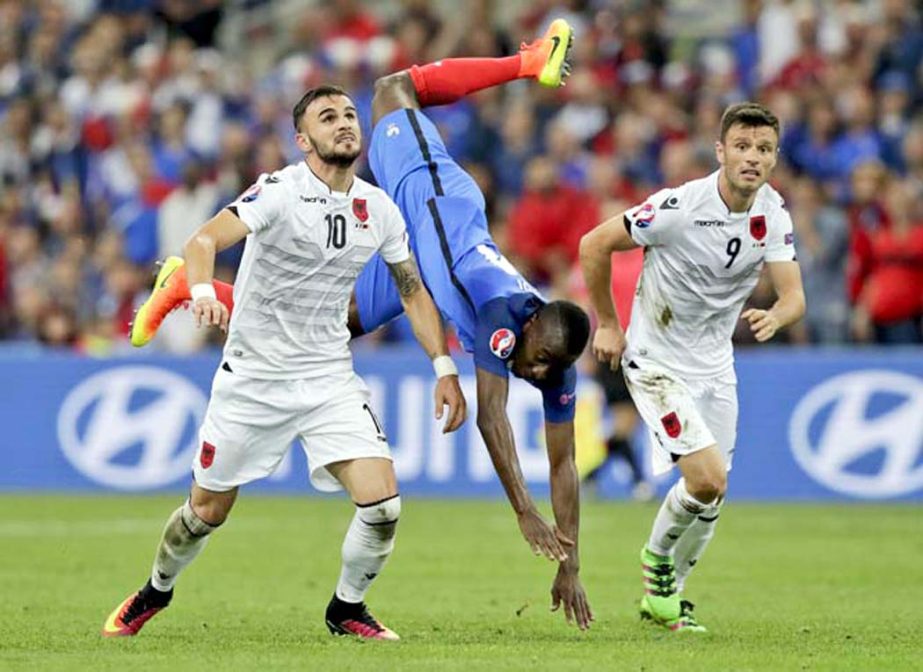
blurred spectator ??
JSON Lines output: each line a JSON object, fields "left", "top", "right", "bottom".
{"left": 845, "top": 161, "right": 890, "bottom": 305}
{"left": 830, "top": 84, "right": 883, "bottom": 180}
{"left": 489, "top": 99, "right": 539, "bottom": 198}
{"left": 97, "top": 257, "right": 144, "bottom": 340}
{"left": 157, "top": 161, "right": 219, "bottom": 257}
{"left": 852, "top": 178, "right": 923, "bottom": 344}
{"left": 507, "top": 155, "right": 599, "bottom": 285}
{"left": 0, "top": 1, "right": 920, "bottom": 351}
{"left": 36, "top": 303, "right": 79, "bottom": 348}
{"left": 787, "top": 99, "right": 842, "bottom": 185}
{"left": 790, "top": 176, "right": 849, "bottom": 343}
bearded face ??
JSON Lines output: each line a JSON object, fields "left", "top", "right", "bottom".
{"left": 297, "top": 95, "right": 362, "bottom": 168}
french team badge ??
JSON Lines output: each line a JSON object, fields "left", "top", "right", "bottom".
{"left": 489, "top": 328, "right": 516, "bottom": 359}
{"left": 660, "top": 412, "right": 682, "bottom": 439}
{"left": 749, "top": 215, "right": 767, "bottom": 241}
{"left": 200, "top": 441, "right": 216, "bottom": 469}
{"left": 634, "top": 202, "right": 656, "bottom": 228}
{"left": 352, "top": 198, "right": 369, "bottom": 222}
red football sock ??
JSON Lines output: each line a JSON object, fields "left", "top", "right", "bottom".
{"left": 409, "top": 56, "right": 524, "bottom": 107}
{"left": 213, "top": 279, "right": 235, "bottom": 313}
{"left": 173, "top": 269, "right": 235, "bottom": 313}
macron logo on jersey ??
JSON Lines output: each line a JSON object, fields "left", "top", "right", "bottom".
{"left": 489, "top": 328, "right": 516, "bottom": 359}
{"left": 635, "top": 202, "right": 656, "bottom": 228}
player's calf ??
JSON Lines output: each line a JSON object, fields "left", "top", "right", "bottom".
{"left": 326, "top": 495, "right": 401, "bottom": 640}
{"left": 336, "top": 495, "right": 400, "bottom": 600}
{"left": 101, "top": 499, "right": 222, "bottom": 637}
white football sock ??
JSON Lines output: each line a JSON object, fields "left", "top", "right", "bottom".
{"left": 675, "top": 502, "right": 722, "bottom": 592}
{"left": 647, "top": 478, "right": 710, "bottom": 557}
{"left": 150, "top": 499, "right": 219, "bottom": 592}
{"left": 335, "top": 495, "right": 400, "bottom": 603}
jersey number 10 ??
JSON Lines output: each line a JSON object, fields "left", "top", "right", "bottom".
{"left": 326, "top": 214, "right": 347, "bottom": 249}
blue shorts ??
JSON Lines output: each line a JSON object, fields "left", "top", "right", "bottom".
{"left": 354, "top": 198, "right": 487, "bottom": 350}
{"left": 356, "top": 108, "right": 508, "bottom": 349}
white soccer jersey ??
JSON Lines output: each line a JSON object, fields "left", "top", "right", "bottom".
{"left": 223, "top": 162, "right": 410, "bottom": 379}
{"left": 623, "top": 170, "right": 796, "bottom": 379}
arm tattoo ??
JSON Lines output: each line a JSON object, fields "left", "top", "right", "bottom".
{"left": 388, "top": 256, "right": 422, "bottom": 297}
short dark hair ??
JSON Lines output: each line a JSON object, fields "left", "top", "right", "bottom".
{"left": 292, "top": 84, "right": 350, "bottom": 132}
{"left": 538, "top": 300, "right": 591, "bottom": 362}
{"left": 719, "top": 102, "right": 780, "bottom": 142}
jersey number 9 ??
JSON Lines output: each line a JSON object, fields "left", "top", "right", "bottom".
{"left": 725, "top": 237, "right": 741, "bottom": 269}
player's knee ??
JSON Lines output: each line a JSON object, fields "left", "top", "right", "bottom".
{"left": 687, "top": 472, "right": 727, "bottom": 504}
{"left": 189, "top": 495, "right": 232, "bottom": 527}
{"left": 357, "top": 494, "right": 401, "bottom": 538}
{"left": 372, "top": 72, "right": 416, "bottom": 120}
{"left": 182, "top": 499, "right": 222, "bottom": 536}
{"left": 373, "top": 71, "right": 413, "bottom": 99}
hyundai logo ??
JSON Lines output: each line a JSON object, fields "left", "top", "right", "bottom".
{"left": 57, "top": 366, "right": 207, "bottom": 490}
{"left": 789, "top": 370, "right": 923, "bottom": 498}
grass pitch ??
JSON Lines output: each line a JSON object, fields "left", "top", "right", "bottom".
{"left": 0, "top": 495, "right": 920, "bottom": 671}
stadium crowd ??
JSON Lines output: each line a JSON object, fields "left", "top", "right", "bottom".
{"left": 0, "top": 0, "right": 921, "bottom": 353}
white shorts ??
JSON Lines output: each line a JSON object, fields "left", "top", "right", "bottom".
{"left": 622, "top": 356, "right": 738, "bottom": 476}
{"left": 193, "top": 365, "right": 392, "bottom": 492}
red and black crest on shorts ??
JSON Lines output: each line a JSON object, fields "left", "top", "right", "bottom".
{"left": 352, "top": 198, "right": 368, "bottom": 222}
{"left": 661, "top": 412, "right": 682, "bottom": 439}
{"left": 749, "top": 214, "right": 766, "bottom": 241}
{"left": 200, "top": 441, "right": 216, "bottom": 469}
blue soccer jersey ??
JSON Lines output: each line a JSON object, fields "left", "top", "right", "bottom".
{"left": 356, "top": 107, "right": 577, "bottom": 421}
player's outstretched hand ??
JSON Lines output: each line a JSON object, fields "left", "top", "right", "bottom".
{"left": 434, "top": 375, "right": 466, "bottom": 433}
{"left": 551, "top": 566, "right": 593, "bottom": 631}
{"left": 741, "top": 308, "right": 780, "bottom": 342}
{"left": 592, "top": 325, "right": 627, "bottom": 371}
{"left": 517, "top": 508, "right": 573, "bottom": 562}
{"left": 193, "top": 297, "right": 229, "bottom": 333}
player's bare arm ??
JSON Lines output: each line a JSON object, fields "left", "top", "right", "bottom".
{"left": 183, "top": 208, "right": 250, "bottom": 333}
{"left": 545, "top": 419, "right": 593, "bottom": 630}
{"left": 475, "top": 368, "right": 572, "bottom": 562}
{"left": 741, "top": 261, "right": 806, "bottom": 342}
{"left": 578, "top": 212, "right": 639, "bottom": 370}
{"left": 387, "top": 254, "right": 467, "bottom": 433}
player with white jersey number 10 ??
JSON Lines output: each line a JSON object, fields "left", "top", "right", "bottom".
{"left": 580, "top": 102, "right": 806, "bottom": 633}
{"left": 102, "top": 85, "right": 466, "bottom": 642}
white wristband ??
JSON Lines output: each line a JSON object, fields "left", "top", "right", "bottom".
{"left": 433, "top": 355, "right": 458, "bottom": 378}
{"left": 190, "top": 283, "right": 217, "bottom": 302}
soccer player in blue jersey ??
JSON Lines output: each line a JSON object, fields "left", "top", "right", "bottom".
{"left": 132, "top": 19, "right": 593, "bottom": 629}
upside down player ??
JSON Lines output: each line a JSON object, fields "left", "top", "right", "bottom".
{"left": 131, "top": 20, "right": 594, "bottom": 630}
{"left": 580, "top": 102, "right": 806, "bottom": 632}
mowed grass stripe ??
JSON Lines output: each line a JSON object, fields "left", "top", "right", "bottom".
{"left": 0, "top": 496, "right": 920, "bottom": 671}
